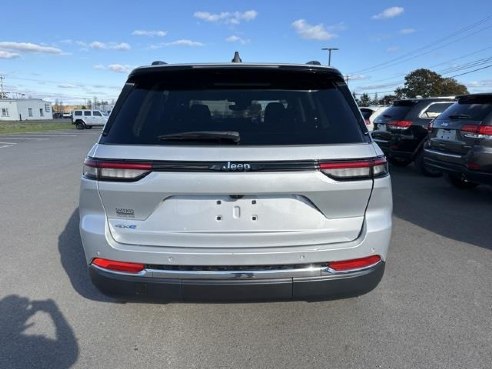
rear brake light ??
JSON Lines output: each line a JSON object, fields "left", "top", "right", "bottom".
{"left": 319, "top": 157, "right": 388, "bottom": 180}
{"left": 387, "top": 120, "right": 412, "bottom": 130}
{"left": 328, "top": 255, "right": 381, "bottom": 272}
{"left": 83, "top": 158, "right": 152, "bottom": 181}
{"left": 461, "top": 124, "right": 492, "bottom": 138}
{"left": 92, "top": 258, "right": 145, "bottom": 273}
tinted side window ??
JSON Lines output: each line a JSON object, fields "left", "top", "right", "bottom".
{"left": 74, "top": 111, "right": 82, "bottom": 116}
{"left": 93, "top": 111, "right": 102, "bottom": 117}
{"left": 84, "top": 111, "right": 91, "bottom": 116}
{"left": 419, "top": 102, "right": 454, "bottom": 119}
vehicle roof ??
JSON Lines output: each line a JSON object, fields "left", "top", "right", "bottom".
{"left": 128, "top": 62, "right": 345, "bottom": 81}
{"left": 394, "top": 97, "right": 456, "bottom": 103}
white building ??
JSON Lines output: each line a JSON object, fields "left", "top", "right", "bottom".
{"left": 0, "top": 99, "right": 53, "bottom": 121}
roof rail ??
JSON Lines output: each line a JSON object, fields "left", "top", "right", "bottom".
{"left": 306, "top": 60, "right": 322, "bottom": 65}
{"left": 151, "top": 61, "right": 167, "bottom": 66}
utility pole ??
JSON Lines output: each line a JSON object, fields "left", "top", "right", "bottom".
{"left": 345, "top": 75, "right": 350, "bottom": 84}
{"left": 0, "top": 75, "right": 5, "bottom": 99}
{"left": 321, "top": 47, "right": 339, "bottom": 66}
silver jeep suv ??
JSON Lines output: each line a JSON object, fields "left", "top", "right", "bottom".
{"left": 79, "top": 59, "right": 392, "bottom": 301}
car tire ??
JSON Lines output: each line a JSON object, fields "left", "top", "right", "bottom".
{"left": 75, "top": 121, "right": 85, "bottom": 130}
{"left": 446, "top": 174, "right": 479, "bottom": 189}
{"left": 387, "top": 157, "right": 411, "bottom": 167}
{"left": 415, "top": 151, "right": 442, "bottom": 177}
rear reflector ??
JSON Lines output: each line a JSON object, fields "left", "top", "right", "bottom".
{"left": 387, "top": 120, "right": 412, "bottom": 129}
{"left": 92, "top": 258, "right": 145, "bottom": 273}
{"left": 319, "top": 157, "right": 388, "bottom": 180}
{"left": 83, "top": 158, "right": 152, "bottom": 181}
{"left": 461, "top": 124, "right": 492, "bottom": 138}
{"left": 328, "top": 255, "right": 381, "bottom": 272}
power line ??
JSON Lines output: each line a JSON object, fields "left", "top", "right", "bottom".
{"left": 448, "top": 64, "right": 492, "bottom": 78}
{"left": 350, "top": 15, "right": 492, "bottom": 75}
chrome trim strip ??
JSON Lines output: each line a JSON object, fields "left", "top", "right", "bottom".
{"left": 149, "top": 266, "right": 323, "bottom": 279}
{"left": 92, "top": 261, "right": 382, "bottom": 280}
{"left": 424, "top": 148, "right": 462, "bottom": 158}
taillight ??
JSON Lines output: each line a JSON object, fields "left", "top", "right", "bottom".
{"left": 328, "top": 255, "right": 382, "bottom": 272}
{"left": 83, "top": 158, "right": 152, "bottom": 181}
{"left": 319, "top": 157, "right": 388, "bottom": 180}
{"left": 92, "top": 258, "right": 145, "bottom": 273}
{"left": 387, "top": 120, "right": 412, "bottom": 130}
{"left": 364, "top": 119, "right": 371, "bottom": 126}
{"left": 461, "top": 124, "right": 492, "bottom": 139}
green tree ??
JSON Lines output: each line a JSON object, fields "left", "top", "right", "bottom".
{"left": 395, "top": 68, "right": 468, "bottom": 98}
{"left": 359, "top": 93, "right": 371, "bottom": 106}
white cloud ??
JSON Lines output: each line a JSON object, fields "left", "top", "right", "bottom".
{"left": 292, "top": 19, "right": 336, "bottom": 41}
{"left": 108, "top": 64, "right": 132, "bottom": 73}
{"left": 58, "top": 83, "right": 78, "bottom": 89}
{"left": 194, "top": 10, "right": 257, "bottom": 24}
{"left": 132, "top": 30, "right": 167, "bottom": 37}
{"left": 112, "top": 42, "right": 131, "bottom": 51}
{"left": 89, "top": 41, "right": 131, "bottom": 50}
{"left": 0, "top": 50, "right": 20, "bottom": 59}
{"left": 94, "top": 64, "right": 133, "bottom": 73}
{"left": 225, "top": 35, "right": 249, "bottom": 44}
{"left": 372, "top": 7, "right": 404, "bottom": 20}
{"left": 165, "top": 39, "right": 204, "bottom": 47}
{"left": 0, "top": 42, "right": 62, "bottom": 54}
{"left": 400, "top": 28, "right": 415, "bottom": 34}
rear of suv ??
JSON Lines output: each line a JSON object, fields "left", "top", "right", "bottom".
{"left": 424, "top": 93, "right": 492, "bottom": 188}
{"left": 79, "top": 61, "right": 392, "bottom": 301}
{"left": 372, "top": 98, "right": 455, "bottom": 175}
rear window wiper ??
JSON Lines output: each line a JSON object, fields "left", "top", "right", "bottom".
{"left": 448, "top": 114, "right": 471, "bottom": 119}
{"left": 158, "top": 131, "right": 240, "bottom": 144}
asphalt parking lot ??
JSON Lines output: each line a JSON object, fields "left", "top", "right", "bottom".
{"left": 0, "top": 129, "right": 490, "bottom": 369}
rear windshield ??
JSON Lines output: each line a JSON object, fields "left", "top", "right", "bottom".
{"left": 375, "top": 105, "right": 413, "bottom": 121}
{"left": 439, "top": 96, "right": 492, "bottom": 122}
{"left": 101, "top": 72, "right": 366, "bottom": 146}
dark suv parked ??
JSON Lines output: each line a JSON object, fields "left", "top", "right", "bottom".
{"left": 424, "top": 93, "right": 492, "bottom": 188}
{"left": 372, "top": 98, "right": 455, "bottom": 175}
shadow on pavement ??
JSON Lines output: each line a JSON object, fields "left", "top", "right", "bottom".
{"left": 0, "top": 295, "right": 78, "bottom": 369}
{"left": 390, "top": 164, "right": 492, "bottom": 250}
{"left": 58, "top": 209, "right": 114, "bottom": 302}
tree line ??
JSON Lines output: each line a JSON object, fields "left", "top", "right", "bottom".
{"left": 354, "top": 68, "right": 468, "bottom": 106}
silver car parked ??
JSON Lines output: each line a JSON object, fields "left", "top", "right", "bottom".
{"left": 79, "top": 59, "right": 392, "bottom": 301}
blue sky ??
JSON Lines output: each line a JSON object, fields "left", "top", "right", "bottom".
{"left": 0, "top": 0, "right": 491, "bottom": 104}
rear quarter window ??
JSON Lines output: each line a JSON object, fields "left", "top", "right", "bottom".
{"left": 419, "top": 102, "right": 454, "bottom": 119}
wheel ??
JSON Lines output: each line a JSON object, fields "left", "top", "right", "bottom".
{"left": 75, "top": 121, "right": 85, "bottom": 130}
{"left": 415, "top": 151, "right": 442, "bottom": 177}
{"left": 387, "top": 157, "right": 411, "bottom": 167}
{"left": 446, "top": 174, "right": 479, "bottom": 189}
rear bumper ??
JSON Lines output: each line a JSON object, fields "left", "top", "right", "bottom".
{"left": 89, "top": 261, "right": 385, "bottom": 301}
{"left": 424, "top": 149, "right": 492, "bottom": 185}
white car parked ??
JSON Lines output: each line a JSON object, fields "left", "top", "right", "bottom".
{"left": 72, "top": 110, "right": 108, "bottom": 129}
{"left": 360, "top": 106, "right": 388, "bottom": 131}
